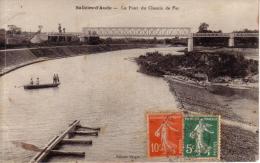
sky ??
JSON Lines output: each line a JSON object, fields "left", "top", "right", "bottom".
{"left": 0, "top": 0, "right": 259, "bottom": 33}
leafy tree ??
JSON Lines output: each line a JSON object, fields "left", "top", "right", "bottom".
{"left": 198, "top": 22, "right": 209, "bottom": 33}
{"left": 7, "top": 25, "right": 21, "bottom": 34}
{"left": 58, "top": 24, "right": 62, "bottom": 33}
{"left": 233, "top": 29, "right": 259, "bottom": 33}
{"left": 38, "top": 25, "right": 43, "bottom": 33}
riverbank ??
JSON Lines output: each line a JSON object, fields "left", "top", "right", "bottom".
{"left": 0, "top": 44, "right": 156, "bottom": 76}
{"left": 135, "top": 49, "right": 259, "bottom": 161}
{"left": 194, "top": 46, "right": 259, "bottom": 60}
{"left": 166, "top": 76, "right": 258, "bottom": 161}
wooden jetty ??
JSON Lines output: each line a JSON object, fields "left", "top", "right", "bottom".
{"left": 30, "top": 120, "right": 100, "bottom": 163}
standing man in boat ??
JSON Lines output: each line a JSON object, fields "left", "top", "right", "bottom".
{"left": 30, "top": 78, "right": 34, "bottom": 85}
{"left": 36, "top": 77, "right": 40, "bottom": 85}
{"left": 53, "top": 74, "right": 57, "bottom": 84}
{"left": 56, "top": 74, "right": 60, "bottom": 83}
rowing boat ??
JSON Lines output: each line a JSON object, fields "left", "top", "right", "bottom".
{"left": 24, "top": 83, "right": 60, "bottom": 89}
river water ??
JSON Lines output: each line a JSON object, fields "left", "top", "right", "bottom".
{"left": 0, "top": 47, "right": 183, "bottom": 162}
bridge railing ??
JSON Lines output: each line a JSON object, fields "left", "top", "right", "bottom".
{"left": 233, "top": 33, "right": 259, "bottom": 37}
{"left": 82, "top": 27, "right": 191, "bottom": 37}
{"left": 45, "top": 32, "right": 82, "bottom": 37}
{"left": 192, "top": 33, "right": 230, "bottom": 37}
{"left": 43, "top": 31, "right": 258, "bottom": 38}
{"left": 193, "top": 32, "right": 259, "bottom": 38}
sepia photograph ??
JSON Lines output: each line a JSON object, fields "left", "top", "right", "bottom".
{"left": 0, "top": 0, "right": 259, "bottom": 162}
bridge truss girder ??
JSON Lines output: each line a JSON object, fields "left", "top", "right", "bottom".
{"left": 82, "top": 27, "right": 191, "bottom": 37}
{"left": 193, "top": 33, "right": 259, "bottom": 38}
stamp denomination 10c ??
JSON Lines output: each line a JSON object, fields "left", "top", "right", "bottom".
{"left": 147, "top": 112, "right": 183, "bottom": 157}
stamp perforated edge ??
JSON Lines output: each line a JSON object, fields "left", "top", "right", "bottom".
{"left": 146, "top": 111, "right": 184, "bottom": 159}
{"left": 183, "top": 114, "right": 221, "bottom": 160}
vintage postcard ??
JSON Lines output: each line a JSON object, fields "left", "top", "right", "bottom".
{"left": 0, "top": 0, "right": 259, "bottom": 162}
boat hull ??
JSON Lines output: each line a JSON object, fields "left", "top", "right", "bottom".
{"left": 24, "top": 83, "right": 60, "bottom": 89}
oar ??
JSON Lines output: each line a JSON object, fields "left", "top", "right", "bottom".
{"left": 14, "top": 85, "right": 25, "bottom": 88}
{"left": 11, "top": 141, "right": 42, "bottom": 152}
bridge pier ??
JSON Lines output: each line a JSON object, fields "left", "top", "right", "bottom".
{"left": 188, "top": 37, "right": 193, "bottom": 52}
{"left": 79, "top": 36, "right": 85, "bottom": 42}
{"left": 228, "top": 33, "right": 235, "bottom": 47}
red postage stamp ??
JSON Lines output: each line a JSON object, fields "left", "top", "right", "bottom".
{"left": 147, "top": 112, "right": 183, "bottom": 157}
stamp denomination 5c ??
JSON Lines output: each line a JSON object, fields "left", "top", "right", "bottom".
{"left": 184, "top": 116, "right": 220, "bottom": 159}
{"left": 147, "top": 112, "right": 183, "bottom": 157}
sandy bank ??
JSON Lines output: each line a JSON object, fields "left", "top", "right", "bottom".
{"left": 165, "top": 75, "right": 258, "bottom": 161}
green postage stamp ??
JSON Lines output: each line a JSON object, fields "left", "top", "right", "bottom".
{"left": 184, "top": 116, "right": 220, "bottom": 159}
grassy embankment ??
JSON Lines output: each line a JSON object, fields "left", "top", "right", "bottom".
{"left": 0, "top": 44, "right": 155, "bottom": 76}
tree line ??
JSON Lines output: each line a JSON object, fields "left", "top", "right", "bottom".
{"left": 195, "top": 22, "right": 258, "bottom": 47}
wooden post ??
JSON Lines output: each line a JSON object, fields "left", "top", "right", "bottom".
{"left": 50, "top": 150, "right": 85, "bottom": 157}
{"left": 76, "top": 125, "right": 101, "bottom": 131}
{"left": 72, "top": 131, "right": 98, "bottom": 136}
{"left": 61, "top": 139, "right": 92, "bottom": 145}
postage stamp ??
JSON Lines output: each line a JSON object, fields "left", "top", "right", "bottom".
{"left": 184, "top": 116, "right": 220, "bottom": 159}
{"left": 147, "top": 112, "right": 183, "bottom": 157}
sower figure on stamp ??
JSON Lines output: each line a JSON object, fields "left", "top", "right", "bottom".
{"left": 190, "top": 119, "right": 214, "bottom": 156}
{"left": 155, "top": 116, "right": 178, "bottom": 154}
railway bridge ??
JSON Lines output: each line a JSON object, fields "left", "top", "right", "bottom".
{"left": 46, "top": 27, "right": 259, "bottom": 52}
{"left": 82, "top": 27, "right": 258, "bottom": 51}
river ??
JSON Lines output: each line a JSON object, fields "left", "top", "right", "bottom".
{"left": 0, "top": 47, "right": 183, "bottom": 162}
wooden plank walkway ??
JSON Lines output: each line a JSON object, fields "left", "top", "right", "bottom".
{"left": 30, "top": 120, "right": 100, "bottom": 163}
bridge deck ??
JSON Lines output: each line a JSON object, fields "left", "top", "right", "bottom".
{"left": 43, "top": 28, "right": 258, "bottom": 38}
